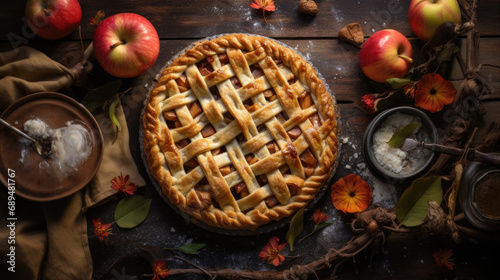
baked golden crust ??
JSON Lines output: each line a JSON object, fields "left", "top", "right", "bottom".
{"left": 143, "top": 34, "right": 338, "bottom": 230}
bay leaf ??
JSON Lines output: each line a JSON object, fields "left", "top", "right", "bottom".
{"left": 286, "top": 208, "right": 304, "bottom": 251}
{"left": 396, "top": 176, "right": 443, "bottom": 227}
{"left": 387, "top": 77, "right": 414, "bottom": 89}
{"left": 178, "top": 243, "right": 206, "bottom": 255}
{"left": 387, "top": 122, "right": 420, "bottom": 148}
{"left": 114, "top": 196, "right": 152, "bottom": 229}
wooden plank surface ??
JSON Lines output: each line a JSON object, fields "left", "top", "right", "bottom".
{"left": 1, "top": 0, "right": 500, "bottom": 279}
{"left": 2, "top": 0, "right": 500, "bottom": 41}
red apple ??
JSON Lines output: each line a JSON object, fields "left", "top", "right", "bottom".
{"left": 93, "top": 13, "right": 160, "bottom": 78}
{"left": 25, "top": 0, "right": 82, "bottom": 40}
{"left": 359, "top": 29, "right": 413, "bottom": 83}
{"left": 409, "top": 0, "right": 461, "bottom": 41}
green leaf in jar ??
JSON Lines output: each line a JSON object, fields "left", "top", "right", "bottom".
{"left": 395, "top": 176, "right": 443, "bottom": 227}
{"left": 387, "top": 122, "right": 420, "bottom": 148}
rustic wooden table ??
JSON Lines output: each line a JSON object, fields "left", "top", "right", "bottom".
{"left": 1, "top": 0, "right": 499, "bottom": 279}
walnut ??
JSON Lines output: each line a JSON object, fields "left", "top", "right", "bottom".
{"left": 299, "top": 0, "right": 319, "bottom": 16}
{"left": 338, "top": 23, "right": 364, "bottom": 47}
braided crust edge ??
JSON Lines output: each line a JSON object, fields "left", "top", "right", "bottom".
{"left": 143, "top": 34, "right": 338, "bottom": 230}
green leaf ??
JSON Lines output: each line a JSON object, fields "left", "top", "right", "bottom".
{"left": 312, "top": 222, "right": 332, "bottom": 234}
{"left": 114, "top": 196, "right": 152, "bottom": 228}
{"left": 178, "top": 243, "right": 206, "bottom": 255}
{"left": 387, "top": 77, "right": 414, "bottom": 89}
{"left": 396, "top": 176, "right": 443, "bottom": 227}
{"left": 109, "top": 98, "right": 122, "bottom": 132}
{"left": 82, "top": 80, "right": 123, "bottom": 113}
{"left": 373, "top": 87, "right": 412, "bottom": 113}
{"left": 286, "top": 208, "right": 304, "bottom": 251}
{"left": 387, "top": 122, "right": 420, "bottom": 148}
{"left": 299, "top": 222, "right": 333, "bottom": 243}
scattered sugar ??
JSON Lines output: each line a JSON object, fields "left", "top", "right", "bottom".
{"left": 331, "top": 7, "right": 344, "bottom": 22}
{"left": 360, "top": 168, "right": 398, "bottom": 208}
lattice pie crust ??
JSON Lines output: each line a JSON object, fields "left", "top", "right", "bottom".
{"left": 143, "top": 34, "right": 338, "bottom": 230}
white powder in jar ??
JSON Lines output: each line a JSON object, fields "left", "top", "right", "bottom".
{"left": 372, "top": 112, "right": 421, "bottom": 173}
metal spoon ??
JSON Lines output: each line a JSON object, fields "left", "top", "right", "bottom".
{"left": 401, "top": 138, "right": 500, "bottom": 167}
{"left": 0, "top": 117, "right": 51, "bottom": 158}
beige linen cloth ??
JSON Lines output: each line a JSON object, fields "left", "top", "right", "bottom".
{"left": 0, "top": 46, "right": 145, "bottom": 279}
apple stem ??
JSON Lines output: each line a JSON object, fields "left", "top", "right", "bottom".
{"left": 399, "top": 54, "right": 414, "bottom": 64}
{"left": 110, "top": 41, "right": 124, "bottom": 50}
{"left": 43, "top": 9, "right": 51, "bottom": 17}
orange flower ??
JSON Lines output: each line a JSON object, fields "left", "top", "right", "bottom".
{"left": 111, "top": 173, "right": 138, "bottom": 195}
{"left": 152, "top": 260, "right": 170, "bottom": 280}
{"left": 415, "top": 73, "right": 457, "bottom": 113}
{"left": 331, "top": 174, "right": 372, "bottom": 213}
{"left": 433, "top": 248, "right": 455, "bottom": 271}
{"left": 259, "top": 236, "right": 286, "bottom": 266}
{"left": 93, "top": 218, "right": 112, "bottom": 241}
{"left": 250, "top": 0, "right": 275, "bottom": 23}
{"left": 312, "top": 209, "right": 328, "bottom": 225}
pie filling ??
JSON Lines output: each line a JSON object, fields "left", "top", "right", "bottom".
{"left": 144, "top": 34, "right": 338, "bottom": 230}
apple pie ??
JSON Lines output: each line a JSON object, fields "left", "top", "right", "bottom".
{"left": 143, "top": 34, "right": 338, "bottom": 230}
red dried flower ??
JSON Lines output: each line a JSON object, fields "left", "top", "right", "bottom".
{"left": 152, "top": 260, "right": 170, "bottom": 280}
{"left": 111, "top": 173, "right": 138, "bottom": 195}
{"left": 93, "top": 218, "right": 112, "bottom": 241}
{"left": 259, "top": 236, "right": 286, "bottom": 266}
{"left": 331, "top": 174, "right": 372, "bottom": 213}
{"left": 89, "top": 10, "right": 105, "bottom": 26}
{"left": 361, "top": 94, "right": 377, "bottom": 114}
{"left": 403, "top": 82, "right": 417, "bottom": 99}
{"left": 432, "top": 249, "right": 455, "bottom": 270}
{"left": 312, "top": 209, "right": 328, "bottom": 225}
{"left": 433, "top": 248, "right": 455, "bottom": 271}
{"left": 415, "top": 73, "right": 457, "bottom": 113}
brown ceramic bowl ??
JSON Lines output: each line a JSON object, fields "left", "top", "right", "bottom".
{"left": 0, "top": 92, "right": 103, "bottom": 201}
